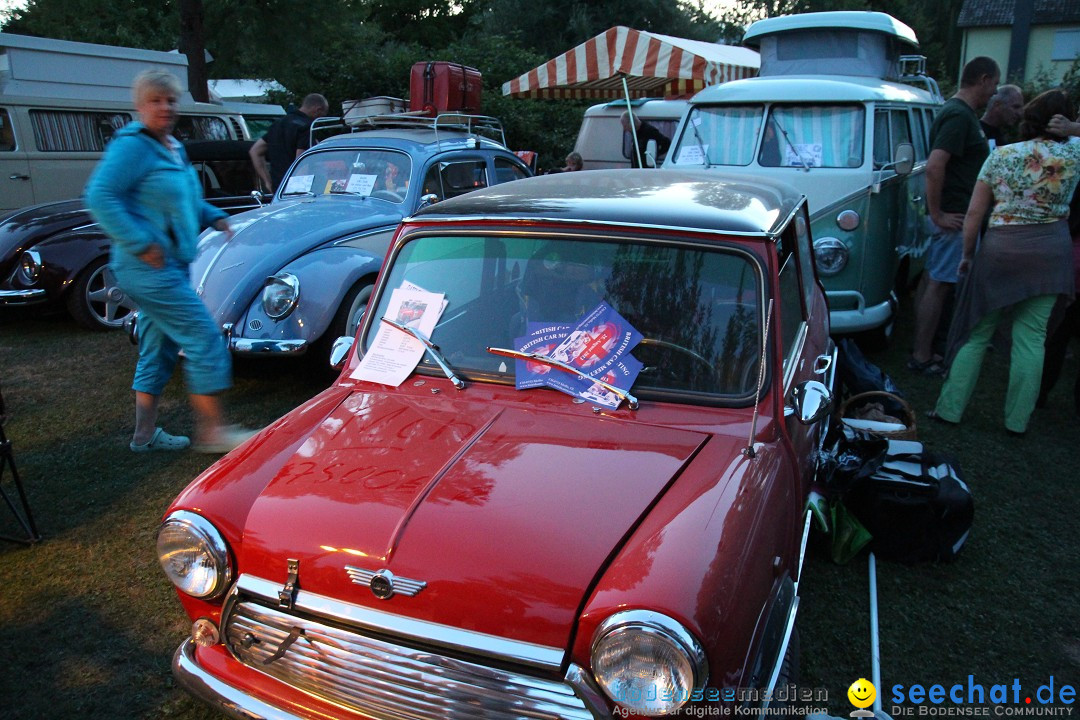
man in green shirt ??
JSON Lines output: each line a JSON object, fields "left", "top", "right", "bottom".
{"left": 910, "top": 56, "right": 1001, "bottom": 375}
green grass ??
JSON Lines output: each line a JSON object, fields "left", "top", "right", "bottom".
{"left": 0, "top": 302, "right": 1078, "bottom": 718}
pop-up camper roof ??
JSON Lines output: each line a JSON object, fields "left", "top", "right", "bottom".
{"left": 0, "top": 32, "right": 198, "bottom": 104}
{"left": 741, "top": 11, "right": 920, "bottom": 80}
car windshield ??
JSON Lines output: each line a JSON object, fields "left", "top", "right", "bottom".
{"left": 363, "top": 234, "right": 764, "bottom": 400}
{"left": 670, "top": 104, "right": 865, "bottom": 169}
{"left": 280, "top": 149, "right": 412, "bottom": 201}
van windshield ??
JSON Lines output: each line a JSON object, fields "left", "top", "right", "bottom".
{"left": 670, "top": 104, "right": 865, "bottom": 169}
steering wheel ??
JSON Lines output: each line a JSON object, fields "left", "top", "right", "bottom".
{"left": 370, "top": 189, "right": 403, "bottom": 202}
{"left": 637, "top": 337, "right": 722, "bottom": 388}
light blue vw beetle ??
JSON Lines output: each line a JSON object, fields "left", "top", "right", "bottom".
{"left": 188, "top": 114, "right": 531, "bottom": 362}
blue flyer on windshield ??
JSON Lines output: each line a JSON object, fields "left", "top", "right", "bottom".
{"left": 513, "top": 323, "right": 572, "bottom": 390}
{"left": 513, "top": 303, "right": 644, "bottom": 407}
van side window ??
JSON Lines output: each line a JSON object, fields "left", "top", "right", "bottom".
{"left": 175, "top": 116, "right": 230, "bottom": 141}
{"left": 29, "top": 110, "right": 130, "bottom": 152}
{"left": 890, "top": 109, "right": 912, "bottom": 152}
{"left": 621, "top": 118, "right": 677, "bottom": 162}
{"left": 0, "top": 109, "right": 15, "bottom": 151}
{"left": 873, "top": 110, "right": 890, "bottom": 167}
{"left": 910, "top": 109, "right": 928, "bottom": 161}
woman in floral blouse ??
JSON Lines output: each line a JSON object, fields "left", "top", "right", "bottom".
{"left": 933, "top": 89, "right": 1080, "bottom": 436}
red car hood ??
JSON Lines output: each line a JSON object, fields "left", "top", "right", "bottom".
{"left": 239, "top": 389, "right": 707, "bottom": 651}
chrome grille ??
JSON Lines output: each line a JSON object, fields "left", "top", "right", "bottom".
{"left": 224, "top": 600, "right": 595, "bottom": 719}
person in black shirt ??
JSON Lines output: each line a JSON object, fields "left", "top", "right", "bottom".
{"left": 621, "top": 111, "right": 670, "bottom": 168}
{"left": 249, "top": 93, "right": 329, "bottom": 192}
{"left": 980, "top": 84, "right": 1023, "bottom": 149}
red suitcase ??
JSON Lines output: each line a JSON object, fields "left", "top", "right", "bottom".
{"left": 409, "top": 61, "right": 483, "bottom": 115}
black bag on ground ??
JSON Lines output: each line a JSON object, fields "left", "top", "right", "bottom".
{"left": 837, "top": 337, "right": 906, "bottom": 417}
{"left": 843, "top": 439, "right": 973, "bottom": 563}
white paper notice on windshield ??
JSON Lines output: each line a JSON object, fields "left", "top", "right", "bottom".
{"left": 346, "top": 173, "right": 378, "bottom": 195}
{"left": 785, "top": 143, "right": 822, "bottom": 168}
{"left": 283, "top": 174, "right": 314, "bottom": 194}
{"left": 349, "top": 286, "right": 445, "bottom": 386}
{"left": 676, "top": 145, "right": 708, "bottom": 165}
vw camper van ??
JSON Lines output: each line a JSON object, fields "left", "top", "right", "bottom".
{"left": 573, "top": 98, "right": 686, "bottom": 169}
{"left": 665, "top": 11, "right": 942, "bottom": 340}
{"left": 0, "top": 33, "right": 250, "bottom": 213}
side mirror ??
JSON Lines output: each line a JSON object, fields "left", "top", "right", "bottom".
{"left": 644, "top": 139, "right": 658, "bottom": 168}
{"left": 250, "top": 190, "right": 266, "bottom": 207}
{"left": 329, "top": 336, "right": 354, "bottom": 370}
{"left": 892, "top": 143, "right": 914, "bottom": 176}
{"left": 788, "top": 380, "right": 833, "bottom": 425}
{"left": 418, "top": 193, "right": 439, "bottom": 210}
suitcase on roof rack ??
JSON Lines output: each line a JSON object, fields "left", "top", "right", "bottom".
{"left": 409, "top": 61, "right": 482, "bottom": 115}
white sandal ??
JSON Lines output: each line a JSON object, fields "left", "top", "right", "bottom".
{"left": 130, "top": 427, "right": 191, "bottom": 453}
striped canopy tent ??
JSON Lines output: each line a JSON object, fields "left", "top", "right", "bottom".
{"left": 502, "top": 26, "right": 760, "bottom": 100}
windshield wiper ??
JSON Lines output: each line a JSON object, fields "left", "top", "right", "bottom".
{"left": 486, "top": 347, "right": 638, "bottom": 410}
{"left": 281, "top": 190, "right": 316, "bottom": 197}
{"left": 380, "top": 317, "right": 465, "bottom": 389}
{"left": 771, "top": 118, "right": 812, "bottom": 172}
{"left": 690, "top": 112, "right": 711, "bottom": 168}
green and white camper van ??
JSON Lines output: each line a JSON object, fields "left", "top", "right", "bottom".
{"left": 665, "top": 11, "right": 943, "bottom": 341}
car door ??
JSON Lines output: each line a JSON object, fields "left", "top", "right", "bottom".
{"left": 777, "top": 206, "right": 833, "bottom": 495}
{"left": 0, "top": 108, "right": 36, "bottom": 211}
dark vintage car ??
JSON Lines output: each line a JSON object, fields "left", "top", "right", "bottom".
{"left": 189, "top": 113, "right": 532, "bottom": 363}
{"left": 158, "top": 170, "right": 835, "bottom": 719}
{"left": 0, "top": 140, "right": 262, "bottom": 329}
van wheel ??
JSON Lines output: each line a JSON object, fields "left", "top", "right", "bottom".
{"left": 66, "top": 257, "right": 138, "bottom": 331}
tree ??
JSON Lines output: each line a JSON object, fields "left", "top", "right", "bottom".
{"left": 179, "top": 0, "right": 208, "bottom": 102}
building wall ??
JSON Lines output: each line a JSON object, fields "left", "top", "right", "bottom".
{"left": 962, "top": 25, "right": 1080, "bottom": 85}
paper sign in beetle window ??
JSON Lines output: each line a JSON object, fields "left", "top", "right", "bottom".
{"left": 350, "top": 285, "right": 445, "bottom": 387}
{"left": 283, "top": 174, "right": 314, "bottom": 194}
{"left": 346, "top": 174, "right": 377, "bottom": 195}
{"left": 513, "top": 302, "right": 644, "bottom": 408}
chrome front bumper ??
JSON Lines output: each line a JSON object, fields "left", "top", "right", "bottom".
{"left": 229, "top": 338, "right": 308, "bottom": 355}
{"left": 826, "top": 291, "right": 896, "bottom": 334}
{"left": 173, "top": 638, "right": 303, "bottom": 720}
{"left": 0, "top": 288, "right": 47, "bottom": 306}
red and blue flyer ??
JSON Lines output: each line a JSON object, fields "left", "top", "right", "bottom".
{"left": 512, "top": 323, "right": 572, "bottom": 390}
{"left": 514, "top": 303, "right": 644, "bottom": 407}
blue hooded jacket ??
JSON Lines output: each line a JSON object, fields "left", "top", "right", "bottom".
{"left": 85, "top": 122, "right": 227, "bottom": 270}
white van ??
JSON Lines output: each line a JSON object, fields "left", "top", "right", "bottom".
{"left": 665, "top": 12, "right": 943, "bottom": 341}
{"left": 573, "top": 98, "right": 686, "bottom": 169}
{"left": 0, "top": 33, "right": 249, "bottom": 213}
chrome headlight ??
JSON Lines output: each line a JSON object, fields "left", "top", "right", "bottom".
{"left": 261, "top": 272, "right": 300, "bottom": 319}
{"left": 591, "top": 610, "right": 707, "bottom": 716}
{"left": 157, "top": 510, "right": 232, "bottom": 599}
{"left": 17, "top": 250, "right": 42, "bottom": 285}
{"left": 813, "top": 237, "right": 849, "bottom": 275}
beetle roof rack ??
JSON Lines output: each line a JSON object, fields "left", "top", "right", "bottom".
{"left": 310, "top": 112, "right": 507, "bottom": 149}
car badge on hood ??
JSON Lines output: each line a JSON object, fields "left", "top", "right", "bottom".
{"left": 345, "top": 566, "right": 426, "bottom": 600}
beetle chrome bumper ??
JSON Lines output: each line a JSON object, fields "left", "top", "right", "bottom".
{"left": 0, "top": 288, "right": 47, "bottom": 305}
{"left": 173, "top": 638, "right": 303, "bottom": 720}
{"left": 229, "top": 338, "right": 308, "bottom": 355}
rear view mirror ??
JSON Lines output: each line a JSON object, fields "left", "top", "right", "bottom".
{"left": 893, "top": 143, "right": 914, "bottom": 176}
{"left": 645, "top": 139, "right": 658, "bottom": 168}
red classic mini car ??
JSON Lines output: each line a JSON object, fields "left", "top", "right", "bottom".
{"left": 158, "top": 169, "right": 836, "bottom": 718}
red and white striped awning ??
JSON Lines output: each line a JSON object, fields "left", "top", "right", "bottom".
{"left": 502, "top": 26, "right": 760, "bottom": 100}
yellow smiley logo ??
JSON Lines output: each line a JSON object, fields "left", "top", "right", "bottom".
{"left": 848, "top": 678, "right": 876, "bottom": 709}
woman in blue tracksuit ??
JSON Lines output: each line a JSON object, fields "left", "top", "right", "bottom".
{"left": 86, "top": 70, "right": 252, "bottom": 454}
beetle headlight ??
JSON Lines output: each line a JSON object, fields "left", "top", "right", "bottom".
{"left": 591, "top": 610, "right": 707, "bottom": 716}
{"left": 813, "top": 237, "right": 848, "bottom": 275}
{"left": 157, "top": 510, "right": 232, "bottom": 599}
{"left": 261, "top": 272, "right": 300, "bottom": 319}
{"left": 18, "top": 250, "right": 42, "bottom": 285}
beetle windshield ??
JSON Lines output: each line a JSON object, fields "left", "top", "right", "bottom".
{"left": 670, "top": 104, "right": 865, "bottom": 169}
{"left": 363, "top": 234, "right": 764, "bottom": 400}
{"left": 280, "top": 149, "right": 412, "bottom": 201}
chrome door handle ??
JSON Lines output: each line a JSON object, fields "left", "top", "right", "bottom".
{"left": 813, "top": 354, "right": 833, "bottom": 375}
{"left": 9, "top": 174, "right": 30, "bottom": 181}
